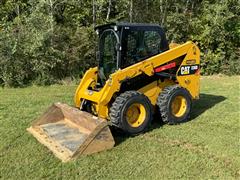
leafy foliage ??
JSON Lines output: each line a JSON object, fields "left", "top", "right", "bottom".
{"left": 0, "top": 0, "right": 239, "bottom": 87}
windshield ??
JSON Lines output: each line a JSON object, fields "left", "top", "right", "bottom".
{"left": 98, "top": 29, "right": 119, "bottom": 81}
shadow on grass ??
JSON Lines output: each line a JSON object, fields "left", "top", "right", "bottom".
{"left": 190, "top": 93, "right": 226, "bottom": 120}
{"left": 112, "top": 93, "right": 226, "bottom": 145}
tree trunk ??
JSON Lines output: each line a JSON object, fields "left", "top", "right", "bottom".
{"left": 92, "top": 0, "right": 96, "bottom": 28}
{"left": 49, "top": 0, "right": 54, "bottom": 45}
{"left": 184, "top": 0, "right": 190, "bottom": 14}
{"left": 16, "top": 3, "right": 20, "bottom": 40}
{"left": 129, "top": 0, "right": 133, "bottom": 23}
{"left": 106, "top": 0, "right": 112, "bottom": 21}
{"left": 146, "top": 0, "right": 149, "bottom": 15}
{"left": 159, "top": 0, "right": 162, "bottom": 24}
{"left": 161, "top": 0, "right": 167, "bottom": 26}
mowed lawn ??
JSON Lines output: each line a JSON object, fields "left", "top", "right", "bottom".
{"left": 0, "top": 76, "right": 239, "bottom": 179}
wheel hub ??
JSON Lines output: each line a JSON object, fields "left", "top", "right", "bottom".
{"left": 171, "top": 95, "right": 187, "bottom": 117}
{"left": 126, "top": 103, "right": 146, "bottom": 127}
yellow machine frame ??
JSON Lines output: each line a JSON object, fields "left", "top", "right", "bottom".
{"left": 74, "top": 41, "right": 200, "bottom": 119}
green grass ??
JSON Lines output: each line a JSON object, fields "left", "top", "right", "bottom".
{"left": 0, "top": 76, "right": 239, "bottom": 179}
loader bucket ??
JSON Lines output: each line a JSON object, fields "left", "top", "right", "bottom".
{"left": 27, "top": 103, "right": 115, "bottom": 162}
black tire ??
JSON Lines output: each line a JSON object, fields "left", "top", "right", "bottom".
{"left": 157, "top": 85, "right": 192, "bottom": 125}
{"left": 109, "top": 91, "right": 153, "bottom": 135}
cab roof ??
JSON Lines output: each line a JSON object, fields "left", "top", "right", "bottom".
{"left": 95, "top": 22, "right": 163, "bottom": 32}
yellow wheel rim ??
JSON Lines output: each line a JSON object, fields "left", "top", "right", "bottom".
{"left": 126, "top": 103, "right": 146, "bottom": 127}
{"left": 171, "top": 96, "right": 187, "bottom": 117}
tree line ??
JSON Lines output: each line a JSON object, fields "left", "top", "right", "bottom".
{"left": 0, "top": 0, "right": 239, "bottom": 87}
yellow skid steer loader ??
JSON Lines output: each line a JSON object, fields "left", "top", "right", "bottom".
{"left": 27, "top": 23, "right": 200, "bottom": 162}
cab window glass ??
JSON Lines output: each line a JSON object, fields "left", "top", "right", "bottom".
{"left": 144, "top": 31, "right": 161, "bottom": 56}
{"left": 121, "top": 30, "right": 161, "bottom": 68}
{"left": 99, "top": 30, "right": 117, "bottom": 77}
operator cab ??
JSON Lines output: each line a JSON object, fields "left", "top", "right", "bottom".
{"left": 95, "top": 23, "right": 169, "bottom": 84}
